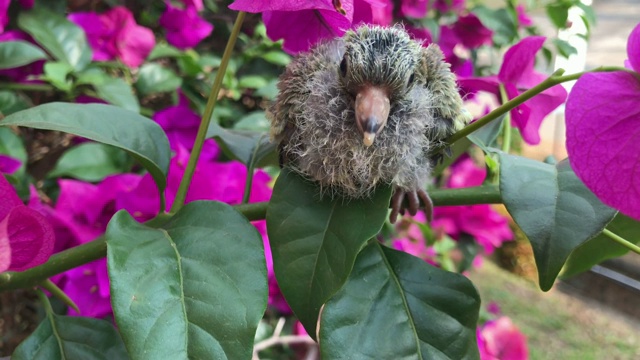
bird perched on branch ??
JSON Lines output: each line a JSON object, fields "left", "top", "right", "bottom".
{"left": 268, "top": 25, "right": 470, "bottom": 223}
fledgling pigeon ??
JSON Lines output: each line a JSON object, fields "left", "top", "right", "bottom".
{"left": 268, "top": 25, "right": 470, "bottom": 223}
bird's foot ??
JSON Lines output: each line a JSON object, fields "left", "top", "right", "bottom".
{"left": 389, "top": 188, "right": 433, "bottom": 224}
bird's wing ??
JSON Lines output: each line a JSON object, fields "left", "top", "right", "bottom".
{"left": 418, "top": 44, "right": 471, "bottom": 142}
{"left": 267, "top": 40, "right": 345, "bottom": 166}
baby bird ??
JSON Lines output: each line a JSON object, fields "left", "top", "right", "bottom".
{"left": 268, "top": 25, "right": 469, "bottom": 223}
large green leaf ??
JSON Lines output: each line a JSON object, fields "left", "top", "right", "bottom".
{"left": 18, "top": 8, "right": 92, "bottom": 71}
{"left": 47, "top": 142, "right": 130, "bottom": 182}
{"left": 266, "top": 168, "right": 392, "bottom": 337}
{"left": 0, "top": 41, "right": 48, "bottom": 69}
{"left": 206, "top": 121, "right": 276, "bottom": 167}
{"left": 499, "top": 154, "right": 617, "bottom": 290}
{"left": 0, "top": 103, "right": 170, "bottom": 192}
{"left": 93, "top": 77, "right": 140, "bottom": 113}
{"left": 0, "top": 90, "right": 31, "bottom": 116}
{"left": 135, "top": 63, "right": 182, "bottom": 96}
{"left": 561, "top": 214, "right": 640, "bottom": 278}
{"left": 320, "top": 242, "right": 480, "bottom": 359}
{"left": 107, "top": 201, "right": 268, "bottom": 359}
{"left": 13, "top": 312, "right": 128, "bottom": 359}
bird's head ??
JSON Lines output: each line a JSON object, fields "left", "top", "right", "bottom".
{"left": 339, "top": 25, "right": 423, "bottom": 147}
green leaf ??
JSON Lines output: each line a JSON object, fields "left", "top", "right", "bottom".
{"left": 0, "top": 90, "right": 31, "bottom": 116}
{"left": 431, "top": 137, "right": 471, "bottom": 177}
{"left": 13, "top": 312, "right": 128, "bottom": 359}
{"left": 43, "top": 61, "right": 73, "bottom": 92}
{"left": 0, "top": 127, "right": 27, "bottom": 175}
{"left": 320, "top": 242, "right": 480, "bottom": 359}
{"left": 254, "top": 79, "right": 279, "bottom": 100}
{"left": 0, "top": 41, "right": 48, "bottom": 69}
{"left": 0, "top": 103, "right": 170, "bottom": 192}
{"left": 546, "top": 3, "right": 570, "bottom": 29}
{"left": 499, "top": 154, "right": 617, "bottom": 290}
{"left": 135, "top": 63, "right": 182, "bottom": 96}
{"left": 234, "top": 111, "right": 270, "bottom": 132}
{"left": 266, "top": 168, "right": 393, "bottom": 337}
{"left": 47, "top": 142, "right": 130, "bottom": 181}
{"left": 238, "top": 75, "right": 268, "bottom": 89}
{"left": 472, "top": 6, "right": 517, "bottom": 46}
{"left": 107, "top": 201, "right": 268, "bottom": 359}
{"left": 148, "top": 43, "right": 183, "bottom": 60}
{"left": 262, "top": 51, "right": 292, "bottom": 66}
{"left": 552, "top": 38, "right": 578, "bottom": 59}
{"left": 561, "top": 214, "right": 640, "bottom": 278}
{"left": 93, "top": 77, "right": 140, "bottom": 113}
{"left": 467, "top": 115, "right": 506, "bottom": 152}
{"left": 18, "top": 7, "right": 92, "bottom": 71}
{"left": 206, "top": 122, "right": 276, "bottom": 167}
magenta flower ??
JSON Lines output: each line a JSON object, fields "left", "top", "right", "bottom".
{"left": 566, "top": 23, "right": 640, "bottom": 221}
{"left": 393, "top": 211, "right": 439, "bottom": 266}
{"left": 0, "top": 154, "right": 21, "bottom": 174}
{"left": 0, "top": 175, "right": 54, "bottom": 272}
{"left": 152, "top": 92, "right": 219, "bottom": 159}
{"left": 452, "top": 13, "right": 493, "bottom": 49}
{"left": 433, "top": 0, "right": 465, "bottom": 13}
{"left": 69, "top": 7, "right": 155, "bottom": 67}
{"left": 400, "top": 0, "right": 429, "bottom": 18}
{"left": 436, "top": 25, "right": 474, "bottom": 77}
{"left": 37, "top": 174, "right": 142, "bottom": 317}
{"left": 230, "top": 0, "right": 383, "bottom": 54}
{"left": 19, "top": 0, "right": 33, "bottom": 8}
{"left": 0, "top": 0, "right": 9, "bottom": 33}
{"left": 182, "top": 0, "right": 203, "bottom": 11}
{"left": 57, "top": 259, "right": 111, "bottom": 318}
{"left": 459, "top": 36, "right": 567, "bottom": 144}
{"left": 159, "top": 1, "right": 213, "bottom": 49}
{"left": 516, "top": 4, "right": 533, "bottom": 28}
{"left": 367, "top": 0, "right": 393, "bottom": 26}
{"left": 477, "top": 317, "right": 528, "bottom": 360}
{"left": 431, "top": 157, "right": 513, "bottom": 254}
{"left": 406, "top": 24, "right": 433, "bottom": 45}
{"left": 353, "top": 0, "right": 388, "bottom": 27}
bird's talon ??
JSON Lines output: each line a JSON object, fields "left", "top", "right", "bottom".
{"left": 417, "top": 189, "right": 434, "bottom": 222}
{"left": 390, "top": 188, "right": 434, "bottom": 224}
{"left": 407, "top": 191, "right": 419, "bottom": 216}
{"left": 390, "top": 189, "right": 405, "bottom": 224}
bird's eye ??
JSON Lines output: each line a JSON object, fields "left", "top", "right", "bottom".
{"left": 339, "top": 56, "right": 348, "bottom": 77}
{"left": 407, "top": 73, "right": 415, "bottom": 86}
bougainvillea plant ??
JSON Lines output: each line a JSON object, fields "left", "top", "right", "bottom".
{"left": 0, "top": 0, "right": 638, "bottom": 358}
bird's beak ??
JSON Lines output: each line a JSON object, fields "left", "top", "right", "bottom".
{"left": 355, "top": 85, "right": 390, "bottom": 147}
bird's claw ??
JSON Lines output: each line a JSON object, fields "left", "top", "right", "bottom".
{"left": 389, "top": 188, "right": 433, "bottom": 224}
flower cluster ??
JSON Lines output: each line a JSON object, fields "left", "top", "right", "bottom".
{"left": 460, "top": 36, "right": 568, "bottom": 145}
{"left": 566, "top": 23, "right": 640, "bottom": 221}
{"left": 68, "top": 0, "right": 212, "bottom": 67}
{"left": 69, "top": 7, "right": 155, "bottom": 68}
{"left": 477, "top": 316, "right": 528, "bottom": 360}
{"left": 26, "top": 95, "right": 284, "bottom": 317}
{"left": 394, "top": 156, "right": 513, "bottom": 267}
{"left": 0, "top": 175, "right": 54, "bottom": 273}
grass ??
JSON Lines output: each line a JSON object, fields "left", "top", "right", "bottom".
{"left": 468, "top": 261, "right": 640, "bottom": 360}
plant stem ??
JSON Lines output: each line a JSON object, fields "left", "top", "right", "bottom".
{"left": 603, "top": 228, "right": 640, "bottom": 255}
{"left": 0, "top": 82, "right": 53, "bottom": 92}
{"left": 0, "top": 236, "right": 106, "bottom": 291}
{"left": 39, "top": 279, "right": 80, "bottom": 314}
{"left": 0, "top": 185, "right": 500, "bottom": 292}
{"left": 444, "top": 66, "right": 630, "bottom": 147}
{"left": 498, "top": 84, "right": 512, "bottom": 153}
{"left": 235, "top": 202, "right": 268, "bottom": 221}
{"left": 170, "top": 11, "right": 246, "bottom": 214}
{"left": 36, "top": 290, "right": 67, "bottom": 357}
